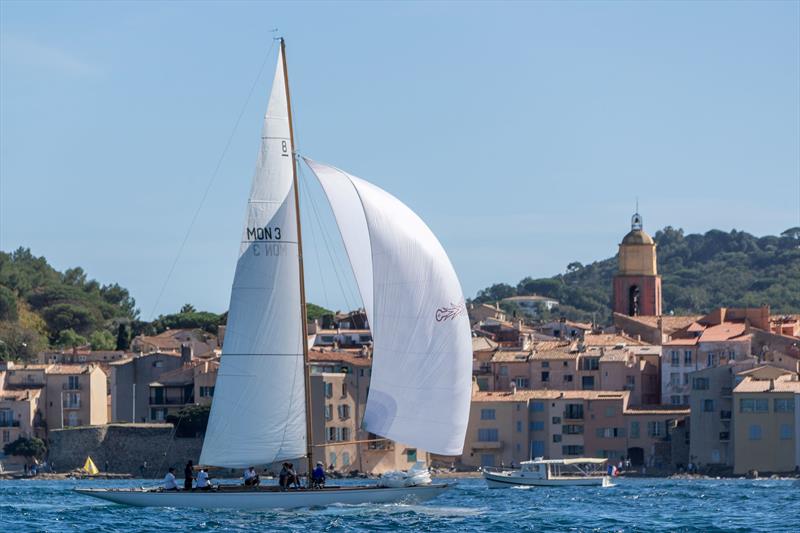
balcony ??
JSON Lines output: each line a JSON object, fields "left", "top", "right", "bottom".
{"left": 720, "top": 410, "right": 732, "bottom": 420}
{"left": 62, "top": 383, "right": 82, "bottom": 390}
{"left": 0, "top": 420, "right": 20, "bottom": 427}
{"left": 149, "top": 397, "right": 186, "bottom": 405}
{"left": 62, "top": 402, "right": 81, "bottom": 409}
{"left": 472, "top": 440, "right": 503, "bottom": 450}
{"left": 719, "top": 431, "right": 730, "bottom": 441}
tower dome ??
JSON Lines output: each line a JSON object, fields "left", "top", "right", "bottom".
{"left": 613, "top": 212, "right": 662, "bottom": 316}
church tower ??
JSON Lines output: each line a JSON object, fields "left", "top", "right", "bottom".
{"left": 613, "top": 212, "right": 662, "bottom": 316}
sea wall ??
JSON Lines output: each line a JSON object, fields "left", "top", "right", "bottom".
{"left": 48, "top": 424, "right": 203, "bottom": 477}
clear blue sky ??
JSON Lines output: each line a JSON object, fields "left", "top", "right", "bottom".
{"left": 2, "top": 1, "right": 798, "bottom": 318}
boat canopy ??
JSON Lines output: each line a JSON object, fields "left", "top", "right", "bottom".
{"left": 521, "top": 458, "right": 608, "bottom": 465}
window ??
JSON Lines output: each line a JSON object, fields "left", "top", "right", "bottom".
{"left": 626, "top": 375, "right": 635, "bottom": 388}
{"left": 530, "top": 421, "right": 545, "bottom": 431}
{"left": 530, "top": 402, "right": 544, "bottom": 412}
{"left": 581, "top": 376, "right": 595, "bottom": 390}
{"left": 199, "top": 386, "right": 214, "bottom": 398}
{"left": 342, "top": 452, "right": 351, "bottom": 467}
{"left": 552, "top": 416, "right": 561, "bottom": 424}
{"left": 581, "top": 358, "right": 599, "bottom": 371}
{"left": 553, "top": 434, "right": 562, "bottom": 443}
{"left": 630, "top": 421, "right": 640, "bottom": 439}
{"left": 68, "top": 376, "right": 79, "bottom": 389}
{"left": 478, "top": 428, "right": 499, "bottom": 441}
{"left": 1, "top": 430, "right": 9, "bottom": 443}
{"left": 328, "top": 427, "right": 337, "bottom": 441}
{"left": 324, "top": 404, "right": 333, "bottom": 421}
{"left": 707, "top": 352, "right": 717, "bottom": 367}
{"left": 406, "top": 449, "right": 417, "bottom": 462}
{"left": 541, "top": 371, "right": 550, "bottom": 383}
{"left": 748, "top": 424, "right": 762, "bottom": 440}
{"left": 480, "top": 454, "right": 495, "bottom": 467}
{"left": 563, "top": 424, "right": 583, "bottom": 435}
{"left": 740, "top": 399, "right": 769, "bottom": 413}
{"left": 671, "top": 395, "right": 681, "bottom": 406}
{"left": 670, "top": 373, "right": 680, "bottom": 386}
{"left": 341, "top": 428, "right": 350, "bottom": 441}
{"left": 670, "top": 351, "right": 679, "bottom": 366}
{"left": 564, "top": 374, "right": 573, "bottom": 383}
{"left": 531, "top": 440, "right": 545, "bottom": 457}
{"left": 516, "top": 421, "right": 522, "bottom": 432}
{"left": 684, "top": 350, "right": 693, "bottom": 365}
{"left": 341, "top": 383, "right": 347, "bottom": 398}
{"left": 500, "top": 366, "right": 508, "bottom": 376}
{"left": 703, "top": 399, "right": 714, "bottom": 412}
{"left": 338, "top": 404, "right": 350, "bottom": 419}
{"left": 564, "top": 404, "right": 584, "bottom": 419}
{"left": 647, "top": 421, "right": 665, "bottom": 437}
{"left": 774, "top": 399, "right": 795, "bottom": 413}
{"left": 514, "top": 377, "right": 529, "bottom": 388}
{"left": 542, "top": 361, "right": 550, "bottom": 368}
{"left": 562, "top": 445, "right": 584, "bottom": 455}
{"left": 692, "top": 378, "right": 709, "bottom": 390}
{"left": 596, "top": 427, "right": 625, "bottom": 438}
{"left": 682, "top": 395, "right": 690, "bottom": 405}
{"left": 779, "top": 424, "right": 793, "bottom": 440}
{"left": 329, "top": 452, "right": 337, "bottom": 466}
{"left": 324, "top": 382, "right": 333, "bottom": 399}
{"left": 682, "top": 374, "right": 689, "bottom": 386}
{"left": 480, "top": 409, "right": 496, "bottom": 420}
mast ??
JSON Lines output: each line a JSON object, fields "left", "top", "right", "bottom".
{"left": 280, "top": 38, "right": 315, "bottom": 477}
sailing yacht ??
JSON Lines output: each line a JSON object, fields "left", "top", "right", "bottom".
{"left": 75, "top": 39, "right": 473, "bottom": 509}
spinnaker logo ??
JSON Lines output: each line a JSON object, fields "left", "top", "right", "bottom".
{"left": 435, "top": 301, "right": 465, "bottom": 322}
{"left": 247, "top": 226, "right": 282, "bottom": 240}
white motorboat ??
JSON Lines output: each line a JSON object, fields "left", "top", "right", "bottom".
{"left": 76, "top": 38, "right": 473, "bottom": 509}
{"left": 482, "top": 458, "right": 612, "bottom": 488}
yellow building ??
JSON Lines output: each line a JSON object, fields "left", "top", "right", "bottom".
{"left": 732, "top": 369, "right": 800, "bottom": 475}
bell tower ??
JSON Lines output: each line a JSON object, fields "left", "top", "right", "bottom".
{"left": 613, "top": 212, "right": 662, "bottom": 316}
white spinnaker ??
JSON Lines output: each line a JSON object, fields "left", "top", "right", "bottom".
{"left": 305, "top": 159, "right": 472, "bottom": 455}
{"left": 201, "top": 48, "right": 306, "bottom": 468}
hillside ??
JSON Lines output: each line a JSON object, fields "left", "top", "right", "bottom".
{"left": 473, "top": 227, "right": 800, "bottom": 323}
{"left": 0, "top": 247, "right": 333, "bottom": 361}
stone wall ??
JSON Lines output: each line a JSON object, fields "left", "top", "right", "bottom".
{"left": 48, "top": 423, "right": 203, "bottom": 477}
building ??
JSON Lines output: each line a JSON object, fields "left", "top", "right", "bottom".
{"left": 148, "top": 359, "right": 219, "bottom": 422}
{"left": 463, "top": 389, "right": 688, "bottom": 469}
{"left": 308, "top": 349, "right": 426, "bottom": 474}
{"left": 467, "top": 302, "right": 507, "bottom": 326}
{"left": 0, "top": 388, "right": 43, "bottom": 448}
{"left": 688, "top": 358, "right": 758, "bottom": 468}
{"left": 109, "top": 352, "right": 183, "bottom": 423}
{"left": 662, "top": 321, "right": 753, "bottom": 405}
{"left": 732, "top": 369, "right": 800, "bottom": 475}
{"left": 130, "top": 329, "right": 218, "bottom": 357}
{"left": 500, "top": 295, "right": 559, "bottom": 317}
{"left": 613, "top": 212, "right": 662, "bottom": 317}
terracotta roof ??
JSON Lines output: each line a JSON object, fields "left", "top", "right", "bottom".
{"left": 736, "top": 365, "right": 793, "bottom": 380}
{"left": 734, "top": 374, "right": 800, "bottom": 393}
{"left": 46, "top": 364, "right": 94, "bottom": 375}
{"left": 686, "top": 322, "right": 705, "bottom": 333}
{"left": 698, "top": 323, "right": 747, "bottom": 342}
{"left": 472, "top": 336, "right": 499, "bottom": 352}
{"left": 624, "top": 405, "right": 690, "bottom": 416}
{"left": 664, "top": 338, "right": 698, "bottom": 346}
{"left": 490, "top": 351, "right": 531, "bottom": 363}
{"left": 619, "top": 314, "right": 703, "bottom": 334}
{"left": 308, "top": 349, "right": 372, "bottom": 367}
{"left": 583, "top": 333, "right": 646, "bottom": 347}
{"left": 472, "top": 390, "right": 628, "bottom": 402}
{"left": 0, "top": 388, "right": 41, "bottom": 401}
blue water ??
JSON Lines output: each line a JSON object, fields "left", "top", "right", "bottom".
{"left": 1, "top": 477, "right": 797, "bottom": 532}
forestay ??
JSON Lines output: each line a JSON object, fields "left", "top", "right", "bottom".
{"left": 305, "top": 159, "right": 472, "bottom": 455}
{"left": 201, "top": 48, "right": 306, "bottom": 468}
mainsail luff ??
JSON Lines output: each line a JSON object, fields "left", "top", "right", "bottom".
{"left": 199, "top": 44, "right": 307, "bottom": 468}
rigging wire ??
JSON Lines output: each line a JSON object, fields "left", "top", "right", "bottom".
{"left": 299, "top": 170, "right": 331, "bottom": 311}
{"left": 147, "top": 40, "right": 277, "bottom": 320}
{"left": 298, "top": 161, "right": 361, "bottom": 312}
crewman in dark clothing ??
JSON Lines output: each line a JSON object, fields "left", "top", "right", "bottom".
{"left": 184, "top": 460, "right": 194, "bottom": 490}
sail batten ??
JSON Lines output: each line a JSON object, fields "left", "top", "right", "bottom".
{"left": 306, "top": 159, "right": 472, "bottom": 456}
{"left": 200, "top": 47, "right": 306, "bottom": 468}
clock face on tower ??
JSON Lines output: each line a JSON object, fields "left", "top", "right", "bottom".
{"left": 631, "top": 213, "right": 643, "bottom": 231}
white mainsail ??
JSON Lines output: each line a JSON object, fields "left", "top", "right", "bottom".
{"left": 200, "top": 47, "right": 306, "bottom": 468}
{"left": 305, "top": 159, "right": 472, "bottom": 456}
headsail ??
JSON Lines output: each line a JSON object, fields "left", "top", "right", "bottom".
{"left": 200, "top": 47, "right": 306, "bottom": 468}
{"left": 305, "top": 159, "right": 472, "bottom": 455}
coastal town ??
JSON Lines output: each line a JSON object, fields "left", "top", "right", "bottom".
{"left": 1, "top": 213, "right": 798, "bottom": 479}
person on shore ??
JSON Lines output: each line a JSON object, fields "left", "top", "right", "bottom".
{"left": 311, "top": 461, "right": 326, "bottom": 489}
{"left": 184, "top": 460, "right": 194, "bottom": 490}
{"left": 244, "top": 466, "right": 260, "bottom": 487}
{"left": 279, "top": 463, "right": 290, "bottom": 491}
{"left": 163, "top": 467, "right": 179, "bottom": 491}
{"left": 196, "top": 468, "right": 211, "bottom": 491}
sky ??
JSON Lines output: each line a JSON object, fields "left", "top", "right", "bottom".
{"left": 1, "top": 1, "right": 798, "bottom": 319}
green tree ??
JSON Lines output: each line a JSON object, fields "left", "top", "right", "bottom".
{"left": 115, "top": 323, "right": 130, "bottom": 350}
{"left": 306, "top": 302, "right": 333, "bottom": 322}
{"left": 180, "top": 303, "right": 196, "bottom": 314}
{"left": 55, "top": 328, "right": 88, "bottom": 348}
{"left": 89, "top": 330, "right": 116, "bottom": 350}
{"left": 0, "top": 285, "right": 18, "bottom": 321}
{"left": 165, "top": 404, "right": 211, "bottom": 438}
{"left": 3, "top": 436, "right": 47, "bottom": 460}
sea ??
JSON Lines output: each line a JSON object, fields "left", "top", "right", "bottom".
{"left": 1, "top": 477, "right": 797, "bottom": 532}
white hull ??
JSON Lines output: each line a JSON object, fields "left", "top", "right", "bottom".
{"left": 483, "top": 470, "right": 611, "bottom": 488}
{"left": 75, "top": 483, "right": 451, "bottom": 509}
